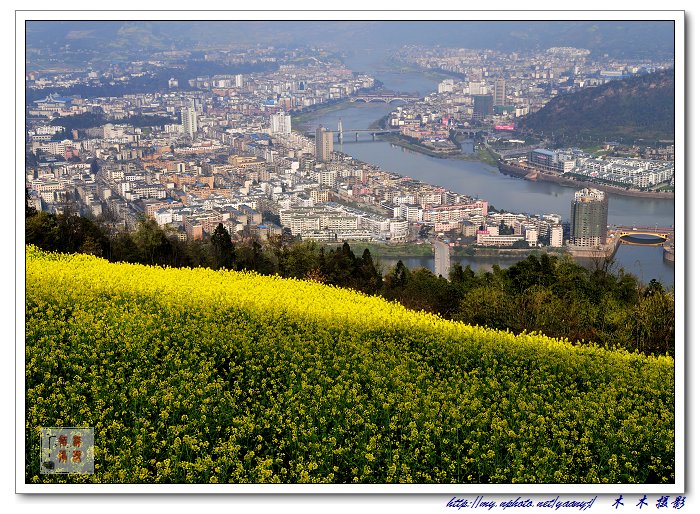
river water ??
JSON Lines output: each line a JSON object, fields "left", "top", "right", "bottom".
{"left": 298, "top": 51, "right": 676, "bottom": 287}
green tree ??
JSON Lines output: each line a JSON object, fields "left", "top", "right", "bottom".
{"left": 357, "top": 248, "right": 382, "bottom": 295}
{"left": 506, "top": 254, "right": 558, "bottom": 293}
{"left": 322, "top": 242, "right": 356, "bottom": 288}
{"left": 384, "top": 260, "right": 409, "bottom": 294}
{"left": 26, "top": 211, "right": 61, "bottom": 251}
{"left": 552, "top": 256, "right": 594, "bottom": 302}
{"left": 184, "top": 239, "right": 213, "bottom": 269}
{"left": 280, "top": 240, "right": 320, "bottom": 279}
{"left": 236, "top": 238, "right": 276, "bottom": 275}
{"left": 78, "top": 235, "right": 104, "bottom": 257}
{"left": 457, "top": 285, "right": 513, "bottom": 331}
{"left": 398, "top": 268, "right": 462, "bottom": 317}
{"left": 629, "top": 289, "right": 674, "bottom": 356}
{"left": 513, "top": 285, "right": 568, "bottom": 338}
{"left": 132, "top": 218, "right": 171, "bottom": 265}
{"left": 110, "top": 231, "right": 140, "bottom": 263}
{"left": 644, "top": 279, "right": 665, "bottom": 297}
{"left": 449, "top": 263, "right": 476, "bottom": 290}
{"left": 210, "top": 223, "right": 235, "bottom": 270}
{"left": 614, "top": 270, "right": 640, "bottom": 305}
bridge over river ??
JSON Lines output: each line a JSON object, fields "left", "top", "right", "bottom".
{"left": 348, "top": 92, "right": 421, "bottom": 103}
{"left": 305, "top": 127, "right": 402, "bottom": 142}
{"left": 568, "top": 225, "right": 675, "bottom": 265}
{"left": 611, "top": 226, "right": 675, "bottom": 264}
{"left": 614, "top": 225, "right": 674, "bottom": 246}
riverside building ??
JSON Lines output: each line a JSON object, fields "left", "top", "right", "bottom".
{"left": 315, "top": 125, "right": 334, "bottom": 162}
{"left": 570, "top": 188, "right": 608, "bottom": 248}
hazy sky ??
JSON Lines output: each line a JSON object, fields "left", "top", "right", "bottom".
{"left": 26, "top": 20, "right": 675, "bottom": 59}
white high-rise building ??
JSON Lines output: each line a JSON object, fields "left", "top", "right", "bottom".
{"left": 270, "top": 112, "right": 292, "bottom": 134}
{"left": 318, "top": 168, "right": 337, "bottom": 188}
{"left": 438, "top": 79, "right": 454, "bottom": 94}
{"left": 181, "top": 106, "right": 198, "bottom": 139}
{"left": 468, "top": 81, "right": 488, "bottom": 95}
{"left": 550, "top": 224, "right": 563, "bottom": 247}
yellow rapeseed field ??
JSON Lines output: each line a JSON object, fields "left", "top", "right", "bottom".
{"left": 25, "top": 246, "right": 674, "bottom": 484}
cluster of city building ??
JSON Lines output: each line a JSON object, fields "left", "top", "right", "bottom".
{"left": 378, "top": 46, "right": 672, "bottom": 149}
{"left": 525, "top": 148, "right": 674, "bottom": 190}
{"left": 398, "top": 44, "right": 671, "bottom": 118}
{"left": 26, "top": 98, "right": 573, "bottom": 250}
{"left": 26, "top": 44, "right": 633, "bottom": 255}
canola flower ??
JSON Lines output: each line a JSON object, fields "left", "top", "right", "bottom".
{"left": 25, "top": 246, "right": 674, "bottom": 484}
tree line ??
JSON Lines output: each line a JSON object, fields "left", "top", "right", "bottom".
{"left": 25, "top": 207, "right": 674, "bottom": 357}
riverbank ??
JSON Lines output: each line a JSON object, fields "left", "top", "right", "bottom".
{"left": 663, "top": 237, "right": 675, "bottom": 263}
{"left": 336, "top": 242, "right": 435, "bottom": 258}
{"left": 498, "top": 161, "right": 675, "bottom": 199}
{"left": 291, "top": 99, "right": 354, "bottom": 125}
{"left": 378, "top": 58, "right": 461, "bottom": 82}
{"left": 467, "top": 247, "right": 567, "bottom": 258}
{"left": 377, "top": 133, "right": 504, "bottom": 166}
{"left": 377, "top": 133, "right": 460, "bottom": 158}
{"left": 335, "top": 241, "right": 567, "bottom": 261}
{"left": 474, "top": 144, "right": 500, "bottom": 166}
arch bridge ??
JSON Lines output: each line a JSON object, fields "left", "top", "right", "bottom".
{"left": 619, "top": 231, "right": 669, "bottom": 239}
{"left": 615, "top": 226, "right": 673, "bottom": 246}
{"left": 617, "top": 226, "right": 673, "bottom": 239}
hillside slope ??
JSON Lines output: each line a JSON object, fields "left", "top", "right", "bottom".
{"left": 25, "top": 247, "right": 675, "bottom": 484}
{"left": 520, "top": 69, "right": 674, "bottom": 144}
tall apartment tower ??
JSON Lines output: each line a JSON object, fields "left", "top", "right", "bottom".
{"left": 270, "top": 111, "right": 292, "bottom": 134}
{"left": 570, "top": 188, "right": 608, "bottom": 247}
{"left": 315, "top": 125, "right": 334, "bottom": 162}
{"left": 494, "top": 77, "right": 506, "bottom": 106}
{"left": 181, "top": 106, "right": 198, "bottom": 139}
{"left": 472, "top": 94, "right": 494, "bottom": 120}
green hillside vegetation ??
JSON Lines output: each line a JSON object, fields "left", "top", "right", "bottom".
{"left": 519, "top": 69, "right": 674, "bottom": 144}
{"left": 25, "top": 210, "right": 675, "bottom": 357}
{"left": 26, "top": 246, "right": 674, "bottom": 484}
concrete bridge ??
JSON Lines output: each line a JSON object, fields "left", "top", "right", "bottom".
{"left": 616, "top": 226, "right": 673, "bottom": 240}
{"left": 306, "top": 128, "right": 402, "bottom": 142}
{"left": 612, "top": 226, "right": 674, "bottom": 248}
{"left": 348, "top": 93, "right": 421, "bottom": 103}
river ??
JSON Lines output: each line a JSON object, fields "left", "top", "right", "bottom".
{"left": 297, "top": 50, "right": 676, "bottom": 287}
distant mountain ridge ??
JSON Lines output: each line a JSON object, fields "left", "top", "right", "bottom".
{"left": 26, "top": 21, "right": 674, "bottom": 59}
{"left": 519, "top": 69, "right": 675, "bottom": 144}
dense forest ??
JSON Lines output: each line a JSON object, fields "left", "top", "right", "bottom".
{"left": 519, "top": 69, "right": 674, "bottom": 145}
{"left": 25, "top": 207, "right": 674, "bottom": 358}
